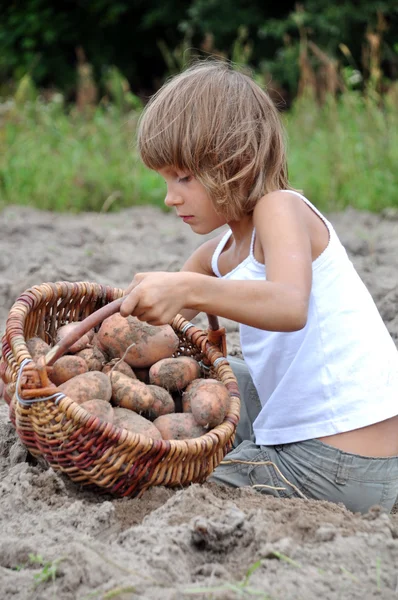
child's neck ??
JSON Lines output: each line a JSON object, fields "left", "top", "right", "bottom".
{"left": 228, "top": 215, "right": 253, "bottom": 244}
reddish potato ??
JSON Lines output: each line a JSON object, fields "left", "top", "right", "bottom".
{"left": 58, "top": 371, "right": 112, "bottom": 405}
{"left": 184, "top": 378, "right": 230, "bottom": 428}
{"left": 149, "top": 356, "right": 201, "bottom": 391}
{"left": 97, "top": 313, "right": 179, "bottom": 368}
{"left": 56, "top": 323, "right": 95, "bottom": 354}
{"left": 153, "top": 413, "right": 207, "bottom": 440}
{"left": 49, "top": 355, "right": 88, "bottom": 386}
{"left": 113, "top": 407, "right": 162, "bottom": 440}
{"left": 80, "top": 399, "right": 114, "bottom": 423}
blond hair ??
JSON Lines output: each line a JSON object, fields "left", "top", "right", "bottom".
{"left": 138, "top": 60, "right": 292, "bottom": 221}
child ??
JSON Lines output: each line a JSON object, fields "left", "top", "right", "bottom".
{"left": 121, "top": 60, "right": 398, "bottom": 514}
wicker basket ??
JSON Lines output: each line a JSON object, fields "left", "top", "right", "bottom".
{"left": 1, "top": 281, "right": 240, "bottom": 497}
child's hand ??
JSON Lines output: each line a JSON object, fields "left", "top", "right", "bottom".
{"left": 120, "top": 272, "right": 189, "bottom": 325}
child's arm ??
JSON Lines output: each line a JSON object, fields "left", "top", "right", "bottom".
{"left": 121, "top": 192, "right": 313, "bottom": 331}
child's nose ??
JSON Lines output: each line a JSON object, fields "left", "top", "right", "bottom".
{"left": 164, "top": 190, "right": 183, "bottom": 207}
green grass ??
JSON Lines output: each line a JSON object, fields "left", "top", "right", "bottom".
{"left": 286, "top": 91, "right": 398, "bottom": 212}
{"left": 1, "top": 90, "right": 397, "bottom": 213}
{"left": 0, "top": 103, "right": 165, "bottom": 212}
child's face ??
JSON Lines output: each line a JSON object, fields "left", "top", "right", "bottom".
{"left": 158, "top": 167, "right": 227, "bottom": 234}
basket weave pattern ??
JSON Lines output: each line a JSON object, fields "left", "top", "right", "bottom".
{"left": 1, "top": 281, "right": 240, "bottom": 497}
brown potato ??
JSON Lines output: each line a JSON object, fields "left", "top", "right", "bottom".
{"left": 149, "top": 356, "right": 201, "bottom": 391}
{"left": 26, "top": 336, "right": 51, "bottom": 361}
{"left": 183, "top": 378, "right": 230, "bottom": 428}
{"left": 153, "top": 413, "right": 207, "bottom": 440}
{"left": 102, "top": 359, "right": 136, "bottom": 379}
{"left": 49, "top": 355, "right": 88, "bottom": 386}
{"left": 97, "top": 313, "right": 179, "bottom": 368}
{"left": 77, "top": 345, "right": 107, "bottom": 371}
{"left": 56, "top": 323, "right": 95, "bottom": 353}
{"left": 58, "top": 371, "right": 112, "bottom": 405}
{"left": 113, "top": 407, "right": 162, "bottom": 440}
{"left": 182, "top": 393, "right": 191, "bottom": 413}
{"left": 109, "top": 372, "right": 174, "bottom": 419}
{"left": 109, "top": 371, "right": 154, "bottom": 413}
{"left": 146, "top": 385, "right": 175, "bottom": 419}
{"left": 80, "top": 399, "right": 114, "bottom": 423}
{"left": 181, "top": 377, "right": 203, "bottom": 413}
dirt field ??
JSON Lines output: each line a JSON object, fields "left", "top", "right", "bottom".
{"left": 1, "top": 203, "right": 398, "bottom": 600}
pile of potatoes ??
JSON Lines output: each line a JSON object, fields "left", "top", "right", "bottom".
{"left": 20, "top": 313, "right": 231, "bottom": 441}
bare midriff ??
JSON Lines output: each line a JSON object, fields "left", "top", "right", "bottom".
{"left": 318, "top": 414, "right": 398, "bottom": 457}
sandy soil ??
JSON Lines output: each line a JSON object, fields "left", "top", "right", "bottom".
{"left": 1, "top": 204, "right": 398, "bottom": 600}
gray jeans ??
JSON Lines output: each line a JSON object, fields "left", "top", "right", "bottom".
{"left": 211, "top": 357, "right": 398, "bottom": 514}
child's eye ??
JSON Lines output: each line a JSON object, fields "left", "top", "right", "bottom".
{"left": 178, "top": 175, "right": 192, "bottom": 183}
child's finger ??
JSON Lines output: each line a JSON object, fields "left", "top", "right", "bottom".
{"left": 119, "top": 288, "right": 139, "bottom": 317}
{"left": 124, "top": 273, "right": 147, "bottom": 294}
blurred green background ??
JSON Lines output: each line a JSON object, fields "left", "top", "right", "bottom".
{"left": 1, "top": 0, "right": 398, "bottom": 213}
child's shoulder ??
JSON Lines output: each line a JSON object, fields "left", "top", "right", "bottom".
{"left": 256, "top": 189, "right": 304, "bottom": 208}
{"left": 253, "top": 189, "right": 309, "bottom": 224}
{"left": 254, "top": 189, "right": 323, "bottom": 225}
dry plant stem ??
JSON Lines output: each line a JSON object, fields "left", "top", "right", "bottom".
{"left": 220, "top": 459, "right": 307, "bottom": 499}
{"left": 108, "top": 344, "right": 137, "bottom": 375}
{"left": 43, "top": 297, "right": 124, "bottom": 366}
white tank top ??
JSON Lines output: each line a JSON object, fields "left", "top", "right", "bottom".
{"left": 211, "top": 191, "right": 398, "bottom": 445}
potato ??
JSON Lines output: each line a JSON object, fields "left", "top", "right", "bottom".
{"left": 181, "top": 377, "right": 202, "bottom": 413}
{"left": 49, "top": 355, "right": 88, "bottom": 386}
{"left": 146, "top": 385, "right": 175, "bottom": 419}
{"left": 110, "top": 371, "right": 154, "bottom": 413}
{"left": 153, "top": 413, "right": 207, "bottom": 440}
{"left": 97, "top": 313, "right": 179, "bottom": 368}
{"left": 56, "top": 323, "right": 95, "bottom": 353}
{"left": 26, "top": 336, "right": 51, "bottom": 361}
{"left": 113, "top": 407, "right": 162, "bottom": 440}
{"left": 58, "top": 371, "right": 112, "bottom": 405}
{"left": 181, "top": 393, "right": 191, "bottom": 413}
{"left": 80, "top": 399, "right": 114, "bottom": 423}
{"left": 102, "top": 359, "right": 136, "bottom": 379}
{"left": 149, "top": 356, "right": 201, "bottom": 391}
{"left": 109, "top": 372, "right": 174, "bottom": 419}
{"left": 183, "top": 378, "right": 230, "bottom": 428}
{"left": 77, "top": 344, "right": 107, "bottom": 371}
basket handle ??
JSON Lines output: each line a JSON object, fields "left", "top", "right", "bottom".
{"left": 43, "top": 297, "right": 221, "bottom": 366}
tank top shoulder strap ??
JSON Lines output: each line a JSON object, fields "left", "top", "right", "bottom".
{"left": 279, "top": 190, "right": 336, "bottom": 238}
{"left": 211, "top": 229, "right": 232, "bottom": 277}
